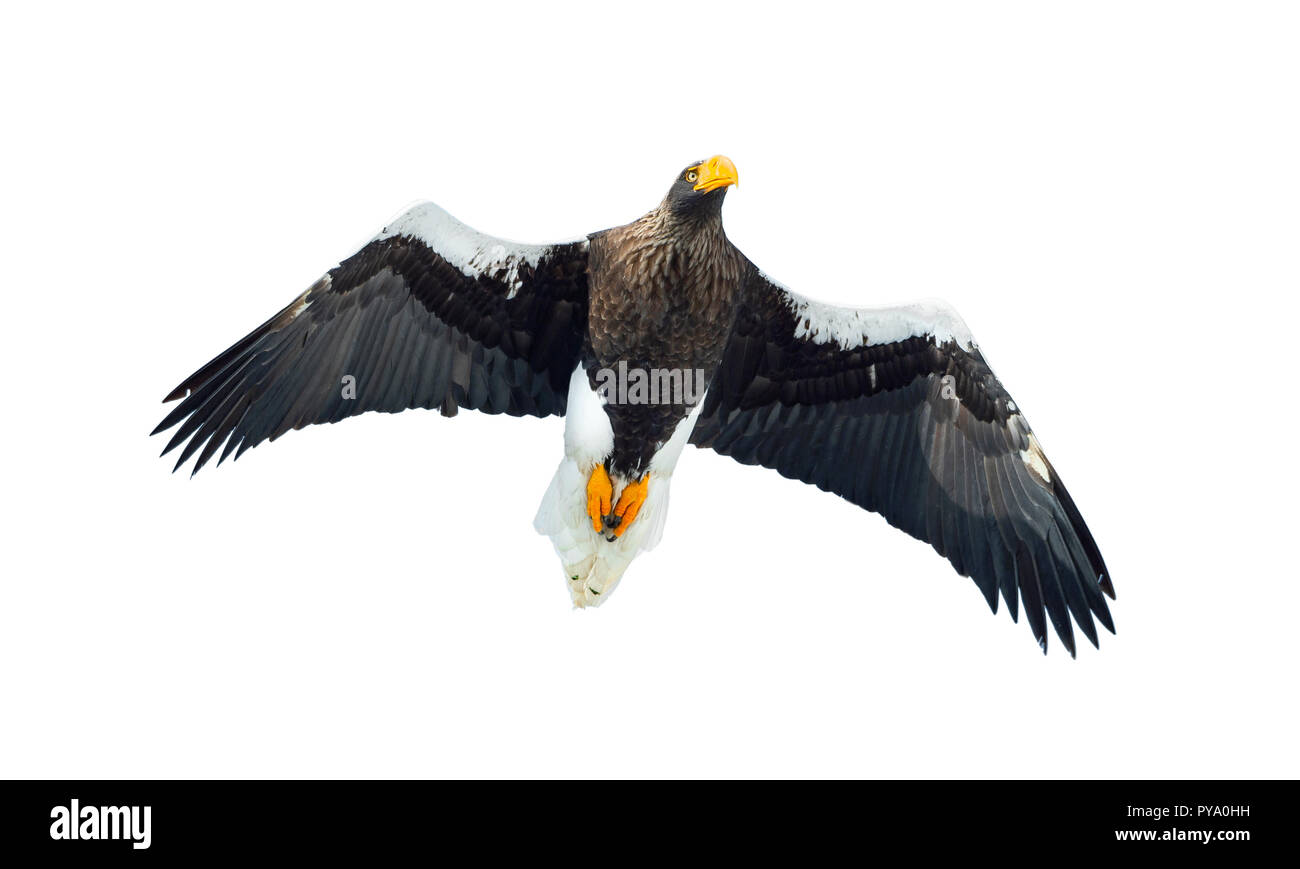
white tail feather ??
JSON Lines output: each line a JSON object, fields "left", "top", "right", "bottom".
{"left": 533, "top": 366, "right": 705, "bottom": 607}
{"left": 533, "top": 458, "right": 673, "bottom": 606}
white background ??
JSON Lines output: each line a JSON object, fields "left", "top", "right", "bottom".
{"left": 2, "top": 1, "right": 1296, "bottom": 779}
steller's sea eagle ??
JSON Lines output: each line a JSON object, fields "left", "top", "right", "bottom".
{"left": 154, "top": 156, "right": 1113, "bottom": 655}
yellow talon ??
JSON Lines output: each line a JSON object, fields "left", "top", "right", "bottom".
{"left": 611, "top": 474, "right": 650, "bottom": 538}
{"left": 586, "top": 464, "right": 612, "bottom": 532}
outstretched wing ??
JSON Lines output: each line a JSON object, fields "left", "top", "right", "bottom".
{"left": 154, "top": 202, "right": 589, "bottom": 474}
{"left": 691, "top": 267, "right": 1113, "bottom": 655}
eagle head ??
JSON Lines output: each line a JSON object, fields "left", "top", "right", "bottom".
{"left": 665, "top": 155, "right": 739, "bottom": 218}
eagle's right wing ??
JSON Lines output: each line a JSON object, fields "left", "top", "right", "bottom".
{"left": 692, "top": 266, "right": 1113, "bottom": 655}
{"left": 153, "top": 202, "right": 590, "bottom": 474}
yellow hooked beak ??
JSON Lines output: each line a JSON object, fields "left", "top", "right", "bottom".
{"left": 692, "top": 154, "right": 739, "bottom": 193}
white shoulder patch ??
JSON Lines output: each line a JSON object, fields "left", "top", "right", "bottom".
{"left": 761, "top": 270, "right": 976, "bottom": 351}
{"left": 376, "top": 201, "right": 585, "bottom": 298}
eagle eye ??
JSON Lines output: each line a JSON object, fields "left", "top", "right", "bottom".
{"left": 685, "top": 169, "right": 699, "bottom": 183}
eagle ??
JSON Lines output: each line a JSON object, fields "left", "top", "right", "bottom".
{"left": 154, "top": 156, "right": 1114, "bottom": 656}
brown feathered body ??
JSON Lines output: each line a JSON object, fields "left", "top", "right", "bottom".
{"left": 584, "top": 204, "right": 746, "bottom": 478}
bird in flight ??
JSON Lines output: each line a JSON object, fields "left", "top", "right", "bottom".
{"left": 154, "top": 155, "right": 1114, "bottom": 655}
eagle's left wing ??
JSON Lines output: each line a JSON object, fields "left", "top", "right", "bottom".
{"left": 153, "top": 202, "right": 589, "bottom": 475}
{"left": 691, "top": 267, "right": 1114, "bottom": 655}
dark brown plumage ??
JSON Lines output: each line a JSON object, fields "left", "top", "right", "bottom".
{"left": 584, "top": 189, "right": 745, "bottom": 477}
